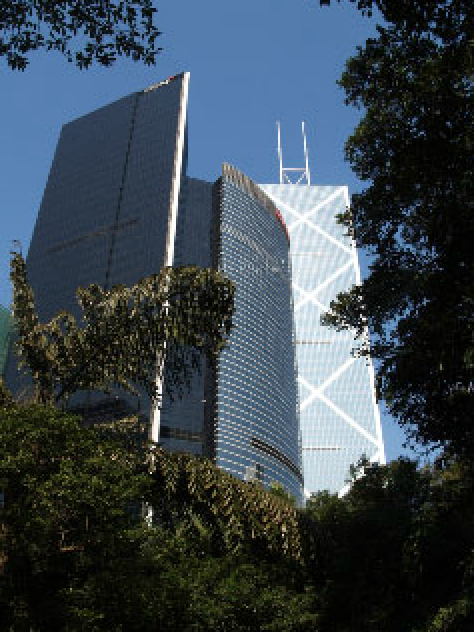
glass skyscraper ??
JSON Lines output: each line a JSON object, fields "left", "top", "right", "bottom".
{"left": 259, "top": 183, "right": 385, "bottom": 498}
{"left": 210, "top": 165, "right": 303, "bottom": 502}
{"left": 4, "top": 72, "right": 190, "bottom": 420}
{"left": 3, "top": 74, "right": 303, "bottom": 503}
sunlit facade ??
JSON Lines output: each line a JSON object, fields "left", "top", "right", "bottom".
{"left": 211, "top": 165, "right": 303, "bottom": 503}
{"left": 259, "top": 184, "right": 385, "bottom": 498}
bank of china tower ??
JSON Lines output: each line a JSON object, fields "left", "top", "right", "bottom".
{"left": 259, "top": 124, "right": 385, "bottom": 499}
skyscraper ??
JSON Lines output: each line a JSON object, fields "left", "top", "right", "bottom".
{"left": 210, "top": 164, "right": 303, "bottom": 502}
{"left": 4, "top": 72, "right": 190, "bottom": 418}
{"left": 258, "top": 182, "right": 385, "bottom": 499}
{"left": 258, "top": 122, "right": 385, "bottom": 499}
{"left": 4, "top": 75, "right": 303, "bottom": 503}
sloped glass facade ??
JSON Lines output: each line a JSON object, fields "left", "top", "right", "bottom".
{"left": 3, "top": 74, "right": 190, "bottom": 425}
{"left": 259, "top": 184, "right": 385, "bottom": 498}
{"left": 212, "top": 166, "right": 303, "bottom": 503}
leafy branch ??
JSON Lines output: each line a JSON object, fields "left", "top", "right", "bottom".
{"left": 10, "top": 250, "right": 235, "bottom": 408}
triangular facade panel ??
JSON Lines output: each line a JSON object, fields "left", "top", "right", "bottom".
{"left": 324, "top": 360, "right": 380, "bottom": 436}
{"left": 260, "top": 183, "right": 385, "bottom": 498}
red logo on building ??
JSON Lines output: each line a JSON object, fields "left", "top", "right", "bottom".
{"left": 275, "top": 208, "right": 290, "bottom": 244}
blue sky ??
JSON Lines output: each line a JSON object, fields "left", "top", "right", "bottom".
{"left": 0, "top": 0, "right": 421, "bottom": 463}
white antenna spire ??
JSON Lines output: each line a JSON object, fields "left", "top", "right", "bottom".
{"left": 276, "top": 121, "right": 311, "bottom": 185}
{"left": 277, "top": 121, "right": 283, "bottom": 184}
{"left": 302, "top": 121, "right": 311, "bottom": 186}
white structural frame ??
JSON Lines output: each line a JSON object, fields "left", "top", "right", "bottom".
{"left": 146, "top": 72, "right": 190, "bottom": 525}
{"left": 277, "top": 121, "right": 311, "bottom": 186}
{"left": 150, "top": 71, "right": 190, "bottom": 445}
{"left": 261, "top": 129, "right": 386, "bottom": 500}
{"left": 261, "top": 185, "right": 386, "bottom": 500}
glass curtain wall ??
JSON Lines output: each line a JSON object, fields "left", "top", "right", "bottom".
{"left": 211, "top": 165, "right": 303, "bottom": 504}
{"left": 259, "top": 183, "right": 385, "bottom": 498}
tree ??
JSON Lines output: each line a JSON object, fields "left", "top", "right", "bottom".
{"left": 9, "top": 250, "right": 234, "bottom": 409}
{"left": 0, "top": 377, "right": 13, "bottom": 408}
{"left": 69, "top": 517, "right": 320, "bottom": 631}
{"left": 318, "top": 0, "right": 474, "bottom": 460}
{"left": 0, "top": 402, "right": 151, "bottom": 629}
{"left": 3, "top": 401, "right": 472, "bottom": 631}
{"left": 145, "top": 447, "right": 313, "bottom": 569}
{"left": 304, "top": 457, "right": 474, "bottom": 632}
{"left": 413, "top": 458, "right": 474, "bottom": 632}
{"left": 267, "top": 480, "right": 298, "bottom": 508}
{"left": 0, "top": 401, "right": 320, "bottom": 631}
{"left": 1, "top": 0, "right": 162, "bottom": 71}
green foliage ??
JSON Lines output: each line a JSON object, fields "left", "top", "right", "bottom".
{"left": 146, "top": 447, "right": 319, "bottom": 570}
{"left": 56, "top": 525, "right": 194, "bottom": 631}
{"left": 0, "top": 402, "right": 320, "bottom": 630}
{"left": 1, "top": 0, "right": 162, "bottom": 71}
{"left": 421, "top": 590, "right": 473, "bottom": 632}
{"left": 183, "top": 552, "right": 319, "bottom": 632}
{"left": 267, "top": 481, "right": 298, "bottom": 507}
{"left": 0, "top": 377, "right": 14, "bottom": 409}
{"left": 10, "top": 250, "right": 235, "bottom": 408}
{"left": 319, "top": 0, "right": 474, "bottom": 460}
{"left": 304, "top": 457, "right": 474, "bottom": 632}
{"left": 2, "top": 400, "right": 473, "bottom": 630}
{"left": 0, "top": 403, "right": 150, "bottom": 630}
{"left": 59, "top": 522, "right": 320, "bottom": 632}
{"left": 315, "top": 4, "right": 474, "bottom": 623}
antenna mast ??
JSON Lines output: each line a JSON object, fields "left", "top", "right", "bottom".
{"left": 276, "top": 121, "right": 311, "bottom": 185}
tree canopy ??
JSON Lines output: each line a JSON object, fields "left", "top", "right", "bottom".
{"left": 1, "top": 0, "right": 162, "bottom": 71}
{"left": 9, "top": 250, "right": 235, "bottom": 408}
{"left": 2, "top": 401, "right": 473, "bottom": 630}
{"left": 319, "top": 0, "right": 474, "bottom": 460}
{"left": 305, "top": 456, "right": 474, "bottom": 632}
{"left": 0, "top": 403, "right": 150, "bottom": 629}
{"left": 0, "top": 402, "right": 319, "bottom": 630}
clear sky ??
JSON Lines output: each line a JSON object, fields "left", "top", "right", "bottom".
{"left": 0, "top": 0, "right": 421, "bottom": 463}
